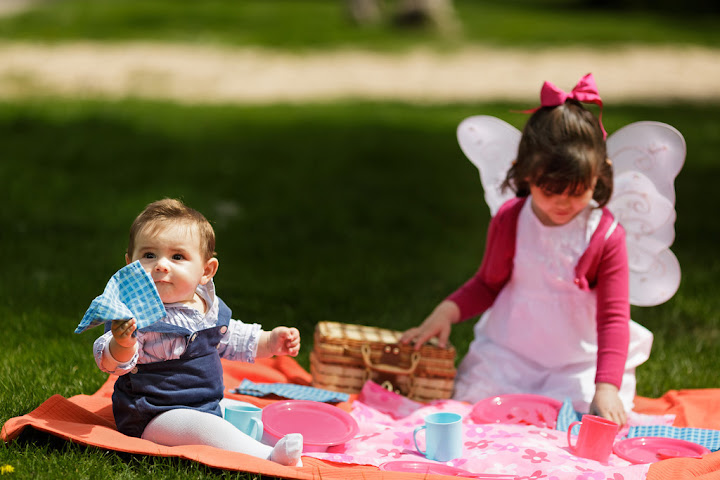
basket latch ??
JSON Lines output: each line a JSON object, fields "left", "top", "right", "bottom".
{"left": 361, "top": 344, "right": 421, "bottom": 398}
{"left": 360, "top": 344, "right": 421, "bottom": 376}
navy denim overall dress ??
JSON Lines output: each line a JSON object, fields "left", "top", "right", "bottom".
{"left": 111, "top": 300, "right": 232, "bottom": 438}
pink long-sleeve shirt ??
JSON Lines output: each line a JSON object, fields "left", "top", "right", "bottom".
{"left": 447, "top": 197, "right": 631, "bottom": 388}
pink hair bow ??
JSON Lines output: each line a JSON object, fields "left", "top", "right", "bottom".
{"left": 532, "top": 73, "right": 607, "bottom": 139}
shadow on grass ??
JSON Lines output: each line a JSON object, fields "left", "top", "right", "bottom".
{"left": 1, "top": 98, "right": 718, "bottom": 405}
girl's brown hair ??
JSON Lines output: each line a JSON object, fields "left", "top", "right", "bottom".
{"left": 127, "top": 198, "right": 216, "bottom": 261}
{"left": 502, "top": 99, "right": 613, "bottom": 207}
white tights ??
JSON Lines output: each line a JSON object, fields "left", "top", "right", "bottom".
{"left": 141, "top": 405, "right": 303, "bottom": 466}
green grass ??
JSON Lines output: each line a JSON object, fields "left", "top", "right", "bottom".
{"left": 1, "top": 99, "right": 719, "bottom": 478}
{"left": 1, "top": 3, "right": 717, "bottom": 478}
{"left": 0, "top": 0, "right": 718, "bottom": 49}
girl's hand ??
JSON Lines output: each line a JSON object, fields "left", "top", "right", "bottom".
{"left": 111, "top": 319, "right": 137, "bottom": 348}
{"left": 259, "top": 327, "right": 301, "bottom": 358}
{"left": 590, "top": 382, "right": 627, "bottom": 426}
{"left": 400, "top": 300, "right": 460, "bottom": 350}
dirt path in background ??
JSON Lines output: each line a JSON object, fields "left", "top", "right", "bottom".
{"left": 0, "top": 41, "right": 718, "bottom": 104}
{"left": 0, "top": 0, "right": 38, "bottom": 16}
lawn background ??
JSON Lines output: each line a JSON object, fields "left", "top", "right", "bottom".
{"left": 0, "top": 0, "right": 719, "bottom": 48}
{"left": 1, "top": 1, "right": 719, "bottom": 479}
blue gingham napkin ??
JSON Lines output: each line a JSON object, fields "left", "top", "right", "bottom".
{"left": 74, "top": 261, "right": 166, "bottom": 334}
{"left": 232, "top": 379, "right": 350, "bottom": 403}
{"left": 627, "top": 425, "right": 720, "bottom": 452}
{"left": 556, "top": 397, "right": 583, "bottom": 434}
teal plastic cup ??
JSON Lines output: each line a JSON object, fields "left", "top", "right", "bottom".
{"left": 225, "top": 404, "right": 264, "bottom": 441}
{"left": 413, "top": 412, "right": 463, "bottom": 462}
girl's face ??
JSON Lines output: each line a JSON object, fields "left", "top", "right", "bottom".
{"left": 126, "top": 222, "right": 218, "bottom": 305}
{"left": 529, "top": 179, "right": 596, "bottom": 226}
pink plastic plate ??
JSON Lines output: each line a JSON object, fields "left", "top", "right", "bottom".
{"left": 470, "top": 394, "right": 562, "bottom": 428}
{"left": 613, "top": 437, "right": 711, "bottom": 464}
{"left": 380, "top": 461, "right": 515, "bottom": 478}
{"left": 262, "top": 400, "right": 358, "bottom": 449}
{"left": 381, "top": 461, "right": 467, "bottom": 475}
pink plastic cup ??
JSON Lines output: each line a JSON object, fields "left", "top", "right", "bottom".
{"left": 567, "top": 414, "right": 619, "bottom": 462}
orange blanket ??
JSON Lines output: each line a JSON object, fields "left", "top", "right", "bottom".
{"left": 3, "top": 357, "right": 720, "bottom": 479}
{"left": 634, "top": 393, "right": 720, "bottom": 479}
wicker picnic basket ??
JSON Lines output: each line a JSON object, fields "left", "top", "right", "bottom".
{"left": 310, "top": 321, "right": 456, "bottom": 402}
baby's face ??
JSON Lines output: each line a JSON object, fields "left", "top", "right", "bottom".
{"left": 128, "top": 223, "right": 211, "bottom": 305}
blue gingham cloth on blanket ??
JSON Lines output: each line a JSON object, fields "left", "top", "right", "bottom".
{"left": 232, "top": 379, "right": 350, "bottom": 403}
{"left": 74, "top": 261, "right": 166, "bottom": 333}
{"left": 627, "top": 425, "right": 720, "bottom": 452}
{"left": 556, "top": 397, "right": 583, "bottom": 435}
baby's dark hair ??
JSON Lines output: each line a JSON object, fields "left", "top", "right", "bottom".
{"left": 502, "top": 99, "right": 613, "bottom": 207}
{"left": 127, "top": 198, "right": 216, "bottom": 261}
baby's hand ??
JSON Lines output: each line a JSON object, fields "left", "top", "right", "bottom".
{"left": 111, "top": 319, "right": 137, "bottom": 348}
{"left": 590, "top": 382, "right": 627, "bottom": 426}
{"left": 262, "top": 327, "right": 301, "bottom": 358}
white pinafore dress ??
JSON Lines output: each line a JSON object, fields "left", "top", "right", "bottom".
{"left": 452, "top": 199, "right": 653, "bottom": 412}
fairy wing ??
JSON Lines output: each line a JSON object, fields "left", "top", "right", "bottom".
{"left": 457, "top": 115, "right": 520, "bottom": 216}
{"left": 606, "top": 121, "right": 686, "bottom": 306}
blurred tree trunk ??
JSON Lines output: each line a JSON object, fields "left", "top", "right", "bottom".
{"left": 346, "top": 0, "right": 460, "bottom": 34}
{"left": 346, "top": 0, "right": 382, "bottom": 25}
{"left": 394, "top": 0, "right": 459, "bottom": 33}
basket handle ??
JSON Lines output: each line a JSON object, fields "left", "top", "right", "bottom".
{"left": 361, "top": 344, "right": 421, "bottom": 376}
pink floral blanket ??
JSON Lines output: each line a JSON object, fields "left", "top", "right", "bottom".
{"left": 306, "top": 382, "right": 675, "bottom": 480}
